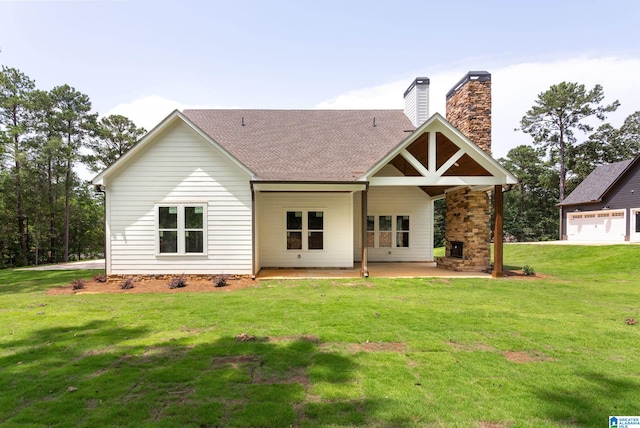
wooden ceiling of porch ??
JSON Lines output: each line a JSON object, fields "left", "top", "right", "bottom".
{"left": 387, "top": 132, "right": 492, "bottom": 197}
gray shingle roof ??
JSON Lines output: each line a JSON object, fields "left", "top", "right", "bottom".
{"left": 183, "top": 109, "right": 414, "bottom": 181}
{"left": 558, "top": 159, "right": 634, "bottom": 206}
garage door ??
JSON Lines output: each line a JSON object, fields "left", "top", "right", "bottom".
{"left": 567, "top": 210, "right": 626, "bottom": 242}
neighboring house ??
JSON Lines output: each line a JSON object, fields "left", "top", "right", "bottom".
{"left": 559, "top": 156, "right": 640, "bottom": 242}
{"left": 92, "top": 71, "right": 517, "bottom": 278}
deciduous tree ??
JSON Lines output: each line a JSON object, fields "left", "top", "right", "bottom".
{"left": 568, "top": 110, "right": 640, "bottom": 188}
{"left": 500, "top": 145, "right": 559, "bottom": 241}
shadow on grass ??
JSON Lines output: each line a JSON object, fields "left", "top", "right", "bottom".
{"left": 532, "top": 371, "right": 640, "bottom": 426}
{"left": 0, "top": 269, "right": 104, "bottom": 295}
{"left": 504, "top": 264, "right": 523, "bottom": 271}
{"left": 0, "top": 320, "right": 407, "bottom": 427}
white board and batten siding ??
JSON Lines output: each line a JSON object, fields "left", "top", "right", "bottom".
{"left": 106, "top": 120, "right": 252, "bottom": 275}
{"left": 257, "top": 192, "right": 354, "bottom": 268}
{"left": 354, "top": 186, "right": 433, "bottom": 262}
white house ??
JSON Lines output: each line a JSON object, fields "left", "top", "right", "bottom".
{"left": 92, "top": 72, "right": 518, "bottom": 278}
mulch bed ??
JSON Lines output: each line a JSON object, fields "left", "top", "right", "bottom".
{"left": 47, "top": 269, "right": 546, "bottom": 295}
{"left": 503, "top": 270, "right": 549, "bottom": 279}
{"left": 47, "top": 277, "right": 258, "bottom": 295}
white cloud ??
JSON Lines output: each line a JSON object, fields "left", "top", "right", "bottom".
{"left": 315, "top": 57, "right": 640, "bottom": 159}
{"left": 315, "top": 80, "right": 407, "bottom": 110}
{"left": 102, "top": 57, "right": 640, "bottom": 163}
{"left": 105, "top": 95, "right": 216, "bottom": 131}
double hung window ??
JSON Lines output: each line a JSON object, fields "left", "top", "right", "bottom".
{"left": 286, "top": 210, "right": 324, "bottom": 250}
{"left": 396, "top": 216, "right": 410, "bottom": 248}
{"left": 157, "top": 204, "right": 205, "bottom": 254}
{"left": 367, "top": 215, "right": 410, "bottom": 248}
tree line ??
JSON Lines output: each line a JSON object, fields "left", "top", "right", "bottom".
{"left": 435, "top": 82, "right": 637, "bottom": 246}
{"left": 501, "top": 83, "right": 639, "bottom": 241}
{"left": 3, "top": 65, "right": 639, "bottom": 268}
{"left": 0, "top": 66, "right": 145, "bottom": 268}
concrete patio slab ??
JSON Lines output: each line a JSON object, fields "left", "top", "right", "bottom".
{"left": 258, "top": 262, "right": 491, "bottom": 279}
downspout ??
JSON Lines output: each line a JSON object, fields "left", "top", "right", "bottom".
{"left": 94, "top": 184, "right": 107, "bottom": 274}
{"left": 360, "top": 184, "right": 369, "bottom": 277}
{"left": 251, "top": 183, "right": 256, "bottom": 280}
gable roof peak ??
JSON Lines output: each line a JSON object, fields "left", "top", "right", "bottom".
{"left": 559, "top": 156, "right": 639, "bottom": 206}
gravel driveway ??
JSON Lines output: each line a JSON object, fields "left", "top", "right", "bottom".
{"left": 17, "top": 259, "right": 105, "bottom": 271}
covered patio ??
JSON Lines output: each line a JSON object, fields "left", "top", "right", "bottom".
{"left": 257, "top": 262, "right": 491, "bottom": 279}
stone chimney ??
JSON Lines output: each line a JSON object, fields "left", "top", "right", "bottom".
{"left": 437, "top": 71, "right": 493, "bottom": 274}
{"left": 445, "top": 71, "right": 491, "bottom": 154}
{"left": 403, "top": 77, "right": 430, "bottom": 127}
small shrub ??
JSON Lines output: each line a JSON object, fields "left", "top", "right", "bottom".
{"left": 71, "top": 279, "right": 86, "bottom": 290}
{"left": 93, "top": 274, "right": 107, "bottom": 283}
{"left": 168, "top": 274, "right": 187, "bottom": 289}
{"left": 120, "top": 278, "right": 135, "bottom": 290}
{"left": 236, "top": 332, "right": 257, "bottom": 342}
{"left": 522, "top": 265, "right": 535, "bottom": 276}
{"left": 213, "top": 274, "right": 229, "bottom": 288}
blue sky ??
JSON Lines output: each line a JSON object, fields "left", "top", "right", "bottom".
{"left": 2, "top": 0, "right": 640, "bottom": 161}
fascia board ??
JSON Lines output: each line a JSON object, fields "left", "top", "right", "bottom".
{"left": 92, "top": 109, "right": 183, "bottom": 185}
{"left": 92, "top": 110, "right": 255, "bottom": 186}
{"left": 362, "top": 112, "right": 518, "bottom": 185}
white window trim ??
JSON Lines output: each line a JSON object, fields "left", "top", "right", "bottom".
{"left": 284, "top": 209, "right": 325, "bottom": 252}
{"left": 155, "top": 203, "right": 208, "bottom": 256}
{"left": 367, "top": 214, "right": 411, "bottom": 249}
{"left": 631, "top": 208, "right": 640, "bottom": 240}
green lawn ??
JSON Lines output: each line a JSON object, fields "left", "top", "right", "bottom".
{"left": 1, "top": 244, "right": 639, "bottom": 427}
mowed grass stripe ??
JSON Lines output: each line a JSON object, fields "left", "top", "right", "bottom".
{"left": 0, "top": 244, "right": 639, "bottom": 426}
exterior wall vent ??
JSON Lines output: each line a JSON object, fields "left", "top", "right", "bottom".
{"left": 403, "top": 77, "right": 430, "bottom": 127}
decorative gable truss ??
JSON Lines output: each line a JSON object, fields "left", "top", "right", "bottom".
{"left": 363, "top": 113, "right": 517, "bottom": 191}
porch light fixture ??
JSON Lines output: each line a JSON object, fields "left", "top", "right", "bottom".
{"left": 574, "top": 208, "right": 580, "bottom": 212}
{"left": 603, "top": 206, "right": 610, "bottom": 210}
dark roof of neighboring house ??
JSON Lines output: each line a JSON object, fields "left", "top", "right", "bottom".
{"left": 183, "top": 109, "right": 414, "bottom": 181}
{"left": 558, "top": 158, "right": 635, "bottom": 206}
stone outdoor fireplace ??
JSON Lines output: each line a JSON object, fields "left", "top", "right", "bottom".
{"left": 450, "top": 241, "right": 463, "bottom": 258}
{"left": 436, "top": 187, "right": 491, "bottom": 272}
{"left": 435, "top": 71, "right": 493, "bottom": 273}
